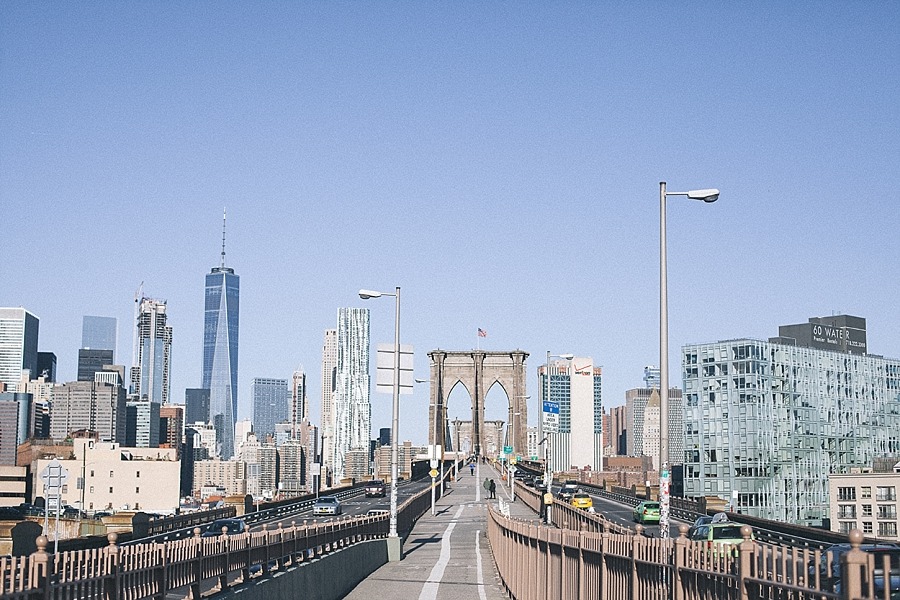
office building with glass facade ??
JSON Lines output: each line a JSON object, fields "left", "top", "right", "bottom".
{"left": 82, "top": 316, "right": 117, "bottom": 359}
{"left": 130, "top": 298, "right": 172, "bottom": 405}
{"left": 539, "top": 357, "right": 603, "bottom": 472}
{"left": 682, "top": 315, "right": 900, "bottom": 526}
{"left": 202, "top": 260, "right": 239, "bottom": 459}
{"left": 0, "top": 308, "right": 39, "bottom": 391}
{"left": 252, "top": 377, "right": 289, "bottom": 442}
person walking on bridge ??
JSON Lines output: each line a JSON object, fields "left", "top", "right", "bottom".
{"left": 489, "top": 479, "right": 497, "bottom": 499}
{"left": 483, "top": 477, "right": 490, "bottom": 496}
{"left": 470, "top": 463, "right": 475, "bottom": 476}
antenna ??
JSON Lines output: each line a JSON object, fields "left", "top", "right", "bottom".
{"left": 221, "top": 208, "right": 227, "bottom": 268}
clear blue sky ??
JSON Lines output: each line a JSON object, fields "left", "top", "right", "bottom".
{"left": 2, "top": 2, "right": 898, "bottom": 446}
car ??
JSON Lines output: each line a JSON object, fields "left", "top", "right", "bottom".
{"left": 201, "top": 518, "right": 248, "bottom": 538}
{"left": 313, "top": 496, "right": 342, "bottom": 516}
{"left": 533, "top": 480, "right": 548, "bottom": 492}
{"left": 818, "top": 543, "right": 900, "bottom": 597}
{"left": 688, "top": 514, "right": 715, "bottom": 538}
{"left": 632, "top": 501, "right": 661, "bottom": 524}
{"left": 365, "top": 480, "right": 386, "bottom": 497}
{"left": 0, "top": 506, "right": 25, "bottom": 520}
{"left": 827, "top": 544, "right": 900, "bottom": 600}
{"left": 690, "top": 521, "right": 753, "bottom": 556}
{"left": 366, "top": 506, "right": 390, "bottom": 516}
{"left": 521, "top": 477, "right": 534, "bottom": 487}
{"left": 571, "top": 492, "right": 593, "bottom": 510}
{"left": 558, "top": 482, "right": 580, "bottom": 502}
{"left": 514, "top": 469, "right": 530, "bottom": 480}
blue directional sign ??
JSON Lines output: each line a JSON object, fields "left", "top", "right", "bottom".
{"left": 542, "top": 401, "right": 559, "bottom": 414}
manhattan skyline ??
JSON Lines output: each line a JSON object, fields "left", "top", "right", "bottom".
{"left": 1, "top": 3, "right": 898, "bottom": 445}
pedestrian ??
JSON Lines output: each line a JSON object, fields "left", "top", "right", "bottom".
{"left": 469, "top": 463, "right": 475, "bottom": 476}
{"left": 489, "top": 479, "right": 496, "bottom": 499}
{"left": 483, "top": 478, "right": 490, "bottom": 495}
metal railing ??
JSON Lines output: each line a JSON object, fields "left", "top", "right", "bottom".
{"left": 0, "top": 471, "right": 449, "bottom": 600}
{"left": 488, "top": 505, "right": 888, "bottom": 600}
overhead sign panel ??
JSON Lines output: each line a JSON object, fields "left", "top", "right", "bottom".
{"left": 376, "top": 344, "right": 414, "bottom": 394}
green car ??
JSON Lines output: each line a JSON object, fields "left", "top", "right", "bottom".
{"left": 632, "top": 501, "right": 661, "bottom": 524}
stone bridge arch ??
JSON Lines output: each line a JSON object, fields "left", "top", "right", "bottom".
{"left": 427, "top": 350, "right": 529, "bottom": 458}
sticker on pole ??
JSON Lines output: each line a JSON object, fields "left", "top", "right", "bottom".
{"left": 429, "top": 469, "right": 438, "bottom": 478}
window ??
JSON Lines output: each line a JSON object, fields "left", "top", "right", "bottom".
{"left": 877, "top": 486, "right": 897, "bottom": 502}
{"left": 89, "top": 502, "right": 94, "bottom": 510}
{"left": 89, "top": 486, "right": 94, "bottom": 493}
{"left": 838, "top": 505, "right": 857, "bottom": 519}
{"left": 839, "top": 521, "right": 857, "bottom": 534}
{"left": 879, "top": 522, "right": 898, "bottom": 537}
{"left": 90, "top": 470, "right": 95, "bottom": 478}
{"left": 135, "top": 487, "right": 139, "bottom": 494}
{"left": 136, "top": 471, "right": 140, "bottom": 478}
{"left": 61, "top": 485, "right": 68, "bottom": 494}
{"left": 877, "top": 505, "right": 897, "bottom": 519}
{"left": 838, "top": 487, "right": 856, "bottom": 501}
{"left": 110, "top": 471, "right": 114, "bottom": 478}
{"left": 861, "top": 486, "right": 872, "bottom": 499}
{"left": 109, "top": 487, "right": 113, "bottom": 494}
{"left": 863, "top": 504, "right": 873, "bottom": 517}
{"left": 863, "top": 521, "right": 873, "bottom": 534}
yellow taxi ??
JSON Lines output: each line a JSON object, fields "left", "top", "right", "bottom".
{"left": 570, "top": 491, "right": 593, "bottom": 510}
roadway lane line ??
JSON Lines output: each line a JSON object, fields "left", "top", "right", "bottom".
{"left": 475, "top": 529, "right": 488, "bottom": 600}
{"left": 417, "top": 504, "right": 466, "bottom": 600}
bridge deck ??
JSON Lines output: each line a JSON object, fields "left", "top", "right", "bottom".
{"left": 344, "top": 461, "right": 539, "bottom": 600}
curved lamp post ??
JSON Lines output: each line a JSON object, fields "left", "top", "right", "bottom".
{"left": 359, "top": 287, "right": 402, "bottom": 558}
{"left": 659, "top": 182, "right": 719, "bottom": 539}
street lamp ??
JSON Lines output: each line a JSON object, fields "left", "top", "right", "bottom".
{"left": 543, "top": 352, "right": 573, "bottom": 492}
{"left": 659, "top": 181, "right": 719, "bottom": 539}
{"left": 359, "top": 287, "right": 402, "bottom": 560}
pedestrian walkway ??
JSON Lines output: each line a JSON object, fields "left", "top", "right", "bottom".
{"left": 343, "top": 461, "right": 539, "bottom": 600}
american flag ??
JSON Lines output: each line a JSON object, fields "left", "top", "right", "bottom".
{"left": 477, "top": 328, "right": 487, "bottom": 338}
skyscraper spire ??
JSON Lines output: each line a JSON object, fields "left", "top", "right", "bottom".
{"left": 221, "top": 208, "right": 227, "bottom": 269}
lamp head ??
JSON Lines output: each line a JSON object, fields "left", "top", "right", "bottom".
{"left": 358, "top": 289, "right": 382, "bottom": 299}
{"left": 687, "top": 189, "right": 720, "bottom": 203}
{"left": 559, "top": 353, "right": 575, "bottom": 360}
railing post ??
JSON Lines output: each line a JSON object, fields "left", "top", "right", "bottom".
{"left": 673, "top": 525, "right": 688, "bottom": 600}
{"left": 737, "top": 525, "right": 754, "bottom": 600}
{"left": 840, "top": 529, "right": 867, "bottom": 600}
{"left": 191, "top": 529, "right": 202, "bottom": 600}
{"left": 30, "top": 535, "right": 49, "bottom": 600}
{"left": 599, "top": 531, "right": 610, "bottom": 600}
{"left": 578, "top": 526, "right": 586, "bottom": 600}
{"left": 154, "top": 542, "right": 168, "bottom": 600}
{"left": 104, "top": 532, "right": 120, "bottom": 600}
{"left": 631, "top": 525, "right": 643, "bottom": 599}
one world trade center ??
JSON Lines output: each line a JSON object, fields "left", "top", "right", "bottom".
{"left": 202, "top": 213, "right": 239, "bottom": 459}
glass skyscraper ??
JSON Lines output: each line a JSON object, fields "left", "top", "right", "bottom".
{"left": 252, "top": 377, "right": 289, "bottom": 442}
{"left": 0, "top": 308, "right": 39, "bottom": 389}
{"left": 681, "top": 315, "right": 900, "bottom": 526}
{"left": 130, "top": 298, "right": 172, "bottom": 405}
{"left": 202, "top": 228, "right": 240, "bottom": 460}
{"left": 82, "top": 315, "right": 117, "bottom": 359}
{"left": 331, "top": 308, "right": 370, "bottom": 480}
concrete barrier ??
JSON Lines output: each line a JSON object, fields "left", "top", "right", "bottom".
{"left": 216, "top": 538, "right": 389, "bottom": 600}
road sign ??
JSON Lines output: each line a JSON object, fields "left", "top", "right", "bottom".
{"left": 542, "top": 401, "right": 559, "bottom": 414}
{"left": 40, "top": 460, "right": 69, "bottom": 490}
{"left": 503, "top": 446, "right": 512, "bottom": 454}
{"left": 430, "top": 459, "right": 439, "bottom": 469}
{"left": 429, "top": 469, "right": 438, "bottom": 478}
{"left": 542, "top": 412, "right": 559, "bottom": 432}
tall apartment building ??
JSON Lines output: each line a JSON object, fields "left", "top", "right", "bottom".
{"left": 331, "top": 308, "right": 370, "bottom": 481}
{"left": 278, "top": 439, "right": 305, "bottom": 496}
{"left": 202, "top": 217, "right": 240, "bottom": 460}
{"left": 159, "top": 404, "right": 183, "bottom": 449}
{"left": 320, "top": 329, "right": 337, "bottom": 476}
{"left": 682, "top": 315, "right": 900, "bottom": 526}
{"left": 0, "top": 308, "right": 39, "bottom": 390}
{"left": 50, "top": 379, "right": 127, "bottom": 442}
{"left": 125, "top": 399, "right": 160, "bottom": 447}
{"left": 82, "top": 316, "right": 117, "bottom": 359}
{"left": 609, "top": 405, "right": 628, "bottom": 456}
{"left": 624, "top": 387, "right": 683, "bottom": 466}
{"left": 130, "top": 297, "right": 172, "bottom": 405}
{"left": 539, "top": 357, "right": 603, "bottom": 472}
{"left": 0, "top": 393, "right": 31, "bottom": 465}
{"left": 251, "top": 378, "right": 288, "bottom": 442}
{"left": 290, "top": 368, "right": 307, "bottom": 438}
{"left": 192, "top": 458, "right": 247, "bottom": 498}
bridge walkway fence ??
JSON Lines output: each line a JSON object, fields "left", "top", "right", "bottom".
{"left": 487, "top": 504, "right": 883, "bottom": 600}
{"left": 0, "top": 465, "right": 457, "bottom": 600}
